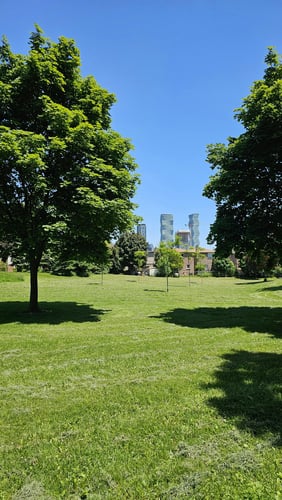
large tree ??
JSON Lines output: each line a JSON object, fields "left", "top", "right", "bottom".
{"left": 111, "top": 231, "right": 147, "bottom": 274}
{"left": 0, "top": 26, "right": 139, "bottom": 311}
{"left": 203, "top": 48, "right": 282, "bottom": 268}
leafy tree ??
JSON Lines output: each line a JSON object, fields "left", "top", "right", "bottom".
{"left": 109, "top": 245, "right": 121, "bottom": 274}
{"left": 239, "top": 251, "right": 276, "bottom": 279}
{"left": 273, "top": 265, "right": 282, "bottom": 278}
{"left": 112, "top": 232, "right": 147, "bottom": 274}
{"left": 134, "top": 250, "right": 146, "bottom": 274}
{"left": 203, "top": 48, "right": 282, "bottom": 267}
{"left": 189, "top": 246, "right": 206, "bottom": 274}
{"left": 154, "top": 243, "right": 183, "bottom": 277}
{"left": 0, "top": 26, "right": 139, "bottom": 311}
{"left": 0, "top": 259, "right": 7, "bottom": 271}
{"left": 211, "top": 257, "right": 236, "bottom": 277}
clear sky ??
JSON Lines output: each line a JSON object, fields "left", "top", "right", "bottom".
{"left": 1, "top": 0, "right": 281, "bottom": 247}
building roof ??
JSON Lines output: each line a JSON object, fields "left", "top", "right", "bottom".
{"left": 175, "top": 247, "right": 215, "bottom": 254}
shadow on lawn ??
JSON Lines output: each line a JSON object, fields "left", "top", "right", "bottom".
{"left": 260, "top": 284, "right": 282, "bottom": 292}
{"left": 235, "top": 280, "right": 266, "bottom": 285}
{"left": 235, "top": 280, "right": 282, "bottom": 292}
{"left": 0, "top": 301, "right": 109, "bottom": 324}
{"left": 151, "top": 306, "right": 282, "bottom": 338}
{"left": 205, "top": 350, "right": 282, "bottom": 445}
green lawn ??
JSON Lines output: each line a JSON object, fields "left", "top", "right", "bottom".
{"left": 1, "top": 273, "right": 281, "bottom": 499}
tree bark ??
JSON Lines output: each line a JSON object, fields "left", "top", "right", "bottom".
{"left": 29, "top": 259, "right": 40, "bottom": 312}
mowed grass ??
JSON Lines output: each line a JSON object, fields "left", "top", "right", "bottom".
{"left": 0, "top": 273, "right": 281, "bottom": 499}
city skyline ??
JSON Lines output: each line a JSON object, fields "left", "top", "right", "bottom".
{"left": 138, "top": 212, "right": 205, "bottom": 249}
{"left": 1, "top": 1, "right": 281, "bottom": 250}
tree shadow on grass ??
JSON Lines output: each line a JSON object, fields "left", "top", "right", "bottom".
{"left": 0, "top": 301, "right": 110, "bottom": 325}
{"left": 151, "top": 306, "right": 282, "bottom": 338}
{"left": 235, "top": 280, "right": 282, "bottom": 292}
{"left": 204, "top": 350, "right": 282, "bottom": 445}
{"left": 260, "top": 284, "right": 282, "bottom": 292}
{"left": 235, "top": 280, "right": 266, "bottom": 285}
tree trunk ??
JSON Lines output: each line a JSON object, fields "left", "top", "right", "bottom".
{"left": 29, "top": 259, "right": 40, "bottom": 312}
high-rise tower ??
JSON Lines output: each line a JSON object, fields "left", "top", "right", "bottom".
{"left": 189, "top": 213, "right": 200, "bottom": 247}
{"left": 175, "top": 230, "right": 190, "bottom": 249}
{"left": 137, "top": 223, "right": 146, "bottom": 241}
{"left": 160, "top": 214, "right": 174, "bottom": 243}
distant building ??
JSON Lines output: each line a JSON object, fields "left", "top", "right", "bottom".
{"left": 189, "top": 213, "right": 200, "bottom": 247}
{"left": 160, "top": 214, "right": 174, "bottom": 243}
{"left": 175, "top": 247, "right": 215, "bottom": 275}
{"left": 175, "top": 230, "right": 190, "bottom": 249}
{"left": 137, "top": 223, "right": 146, "bottom": 240}
{"left": 145, "top": 249, "right": 157, "bottom": 276}
{"left": 0, "top": 256, "right": 14, "bottom": 272}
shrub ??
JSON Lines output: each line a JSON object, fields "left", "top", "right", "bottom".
{"left": 0, "top": 260, "right": 7, "bottom": 272}
{"left": 272, "top": 265, "right": 282, "bottom": 278}
{"left": 212, "top": 257, "right": 236, "bottom": 277}
{"left": 51, "top": 260, "right": 108, "bottom": 277}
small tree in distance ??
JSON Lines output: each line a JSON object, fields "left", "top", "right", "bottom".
{"left": 154, "top": 242, "right": 184, "bottom": 277}
{"left": 134, "top": 250, "right": 147, "bottom": 275}
{"left": 0, "top": 26, "right": 139, "bottom": 311}
{"left": 190, "top": 247, "right": 206, "bottom": 275}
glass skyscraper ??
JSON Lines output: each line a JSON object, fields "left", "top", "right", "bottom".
{"left": 160, "top": 214, "right": 174, "bottom": 243}
{"left": 188, "top": 213, "right": 200, "bottom": 247}
{"left": 137, "top": 223, "right": 146, "bottom": 240}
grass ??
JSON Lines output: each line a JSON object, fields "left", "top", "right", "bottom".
{"left": 0, "top": 273, "right": 282, "bottom": 499}
{"left": 0, "top": 272, "right": 24, "bottom": 283}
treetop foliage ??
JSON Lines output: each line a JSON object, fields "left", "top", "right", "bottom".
{"left": 203, "top": 47, "right": 282, "bottom": 265}
{"left": 154, "top": 242, "right": 184, "bottom": 277}
{"left": 0, "top": 26, "right": 139, "bottom": 310}
{"left": 111, "top": 231, "right": 147, "bottom": 274}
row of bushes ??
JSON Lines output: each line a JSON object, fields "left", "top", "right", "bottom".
{"left": 50, "top": 260, "right": 108, "bottom": 277}
{"left": 8, "top": 257, "right": 108, "bottom": 277}
{"left": 211, "top": 258, "right": 282, "bottom": 278}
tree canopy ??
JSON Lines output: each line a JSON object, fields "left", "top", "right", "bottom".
{"left": 203, "top": 48, "right": 282, "bottom": 267}
{"left": 154, "top": 242, "right": 184, "bottom": 277}
{"left": 0, "top": 26, "right": 139, "bottom": 311}
{"left": 111, "top": 231, "right": 147, "bottom": 274}
{"left": 211, "top": 257, "right": 236, "bottom": 277}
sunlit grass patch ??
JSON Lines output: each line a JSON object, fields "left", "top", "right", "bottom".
{"left": 0, "top": 274, "right": 281, "bottom": 498}
{"left": 0, "top": 272, "right": 24, "bottom": 282}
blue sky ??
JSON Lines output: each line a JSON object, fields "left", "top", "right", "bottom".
{"left": 1, "top": 0, "right": 281, "bottom": 247}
